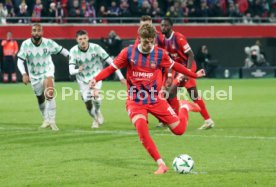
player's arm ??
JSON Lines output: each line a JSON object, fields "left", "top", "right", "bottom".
{"left": 186, "top": 49, "right": 194, "bottom": 69}
{"left": 69, "top": 63, "right": 82, "bottom": 75}
{"left": 161, "top": 51, "right": 205, "bottom": 78}
{"left": 51, "top": 39, "right": 70, "bottom": 58}
{"left": 172, "top": 62, "right": 205, "bottom": 78}
{"left": 179, "top": 36, "right": 194, "bottom": 69}
{"left": 17, "top": 42, "right": 29, "bottom": 85}
{"left": 104, "top": 56, "right": 126, "bottom": 85}
{"left": 58, "top": 47, "right": 70, "bottom": 58}
{"left": 90, "top": 48, "right": 128, "bottom": 88}
{"left": 17, "top": 57, "right": 29, "bottom": 85}
{"left": 68, "top": 49, "right": 82, "bottom": 75}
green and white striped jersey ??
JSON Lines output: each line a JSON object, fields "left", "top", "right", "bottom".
{"left": 69, "top": 43, "right": 109, "bottom": 84}
{"left": 17, "top": 37, "right": 63, "bottom": 82}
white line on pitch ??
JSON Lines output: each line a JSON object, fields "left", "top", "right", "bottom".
{"left": 0, "top": 127, "right": 275, "bottom": 140}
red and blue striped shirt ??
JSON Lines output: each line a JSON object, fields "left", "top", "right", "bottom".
{"left": 113, "top": 45, "right": 174, "bottom": 104}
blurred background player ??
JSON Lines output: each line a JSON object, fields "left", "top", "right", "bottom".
{"left": 160, "top": 17, "right": 214, "bottom": 130}
{"left": 90, "top": 23, "right": 205, "bottom": 174}
{"left": 17, "top": 23, "right": 69, "bottom": 131}
{"left": 1, "top": 32, "right": 18, "bottom": 83}
{"left": 69, "top": 30, "right": 126, "bottom": 128}
{"left": 134, "top": 15, "right": 164, "bottom": 48}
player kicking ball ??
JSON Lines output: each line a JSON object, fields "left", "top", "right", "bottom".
{"left": 17, "top": 23, "right": 69, "bottom": 131}
{"left": 69, "top": 30, "right": 126, "bottom": 128}
{"left": 90, "top": 24, "right": 205, "bottom": 174}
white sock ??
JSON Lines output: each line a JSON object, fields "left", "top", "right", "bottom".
{"left": 180, "top": 104, "right": 189, "bottom": 111}
{"left": 157, "top": 159, "right": 165, "bottom": 165}
{"left": 45, "top": 99, "right": 56, "bottom": 123}
{"left": 39, "top": 102, "right": 46, "bottom": 120}
{"left": 205, "top": 118, "right": 213, "bottom": 123}
{"left": 87, "top": 102, "right": 97, "bottom": 119}
{"left": 92, "top": 97, "right": 101, "bottom": 115}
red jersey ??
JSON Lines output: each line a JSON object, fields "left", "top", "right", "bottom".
{"left": 113, "top": 45, "right": 174, "bottom": 104}
{"left": 164, "top": 31, "right": 191, "bottom": 66}
{"left": 134, "top": 31, "right": 165, "bottom": 48}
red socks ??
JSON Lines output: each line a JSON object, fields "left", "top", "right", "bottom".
{"left": 168, "top": 97, "right": 180, "bottom": 115}
{"left": 135, "top": 118, "right": 161, "bottom": 161}
{"left": 170, "top": 107, "right": 189, "bottom": 135}
{"left": 193, "top": 98, "right": 210, "bottom": 120}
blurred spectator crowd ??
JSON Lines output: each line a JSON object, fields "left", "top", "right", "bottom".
{"left": 0, "top": 0, "right": 276, "bottom": 24}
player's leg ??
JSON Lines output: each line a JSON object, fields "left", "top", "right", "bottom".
{"left": 31, "top": 80, "right": 49, "bottom": 128}
{"left": 79, "top": 81, "right": 99, "bottom": 128}
{"left": 167, "top": 84, "right": 180, "bottom": 115}
{"left": 44, "top": 76, "right": 59, "bottom": 131}
{"left": 187, "top": 86, "right": 214, "bottom": 130}
{"left": 151, "top": 99, "right": 200, "bottom": 136}
{"left": 156, "top": 83, "right": 179, "bottom": 128}
{"left": 91, "top": 81, "right": 104, "bottom": 125}
{"left": 84, "top": 100, "right": 99, "bottom": 128}
{"left": 37, "top": 94, "right": 49, "bottom": 128}
{"left": 127, "top": 101, "right": 167, "bottom": 174}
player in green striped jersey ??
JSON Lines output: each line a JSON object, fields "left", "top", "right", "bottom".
{"left": 17, "top": 23, "right": 69, "bottom": 131}
{"left": 69, "top": 30, "right": 126, "bottom": 128}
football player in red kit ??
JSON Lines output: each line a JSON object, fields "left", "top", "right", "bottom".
{"left": 90, "top": 24, "right": 206, "bottom": 174}
{"left": 134, "top": 16, "right": 175, "bottom": 129}
{"left": 160, "top": 17, "right": 214, "bottom": 130}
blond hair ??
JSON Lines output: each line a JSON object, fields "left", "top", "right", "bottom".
{"left": 140, "top": 15, "right": 152, "bottom": 22}
{"left": 138, "top": 23, "right": 156, "bottom": 39}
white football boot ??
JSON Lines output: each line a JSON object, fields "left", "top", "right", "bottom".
{"left": 198, "top": 119, "right": 215, "bottom": 130}
{"left": 40, "top": 120, "right": 50, "bottom": 128}
{"left": 49, "top": 122, "right": 59, "bottom": 131}
{"left": 91, "top": 120, "right": 99, "bottom": 129}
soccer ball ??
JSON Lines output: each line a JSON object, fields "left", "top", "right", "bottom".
{"left": 172, "top": 154, "right": 194, "bottom": 174}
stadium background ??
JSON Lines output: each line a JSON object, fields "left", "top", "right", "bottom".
{"left": 0, "top": 24, "right": 276, "bottom": 81}
{"left": 1, "top": 0, "right": 276, "bottom": 81}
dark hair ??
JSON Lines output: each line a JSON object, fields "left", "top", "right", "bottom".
{"left": 76, "top": 30, "right": 88, "bottom": 37}
{"left": 140, "top": 15, "right": 152, "bottom": 22}
{"left": 162, "top": 17, "right": 173, "bottom": 26}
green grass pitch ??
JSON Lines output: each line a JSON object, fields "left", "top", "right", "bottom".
{"left": 0, "top": 79, "right": 276, "bottom": 186}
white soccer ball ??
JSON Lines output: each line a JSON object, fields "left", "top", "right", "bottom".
{"left": 172, "top": 154, "right": 194, "bottom": 174}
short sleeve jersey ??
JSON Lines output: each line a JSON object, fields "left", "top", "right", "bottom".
{"left": 17, "top": 37, "right": 62, "bottom": 81}
{"left": 113, "top": 45, "right": 175, "bottom": 104}
{"left": 164, "top": 31, "right": 191, "bottom": 66}
{"left": 69, "top": 43, "right": 109, "bottom": 84}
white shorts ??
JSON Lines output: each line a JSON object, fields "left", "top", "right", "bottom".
{"left": 30, "top": 64, "right": 55, "bottom": 96}
{"left": 31, "top": 79, "right": 45, "bottom": 96}
{"left": 78, "top": 80, "right": 102, "bottom": 102}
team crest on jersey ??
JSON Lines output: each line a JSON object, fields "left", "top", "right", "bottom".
{"left": 150, "top": 61, "right": 157, "bottom": 69}
{"left": 91, "top": 53, "right": 96, "bottom": 58}
{"left": 43, "top": 48, "right": 47, "bottom": 53}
